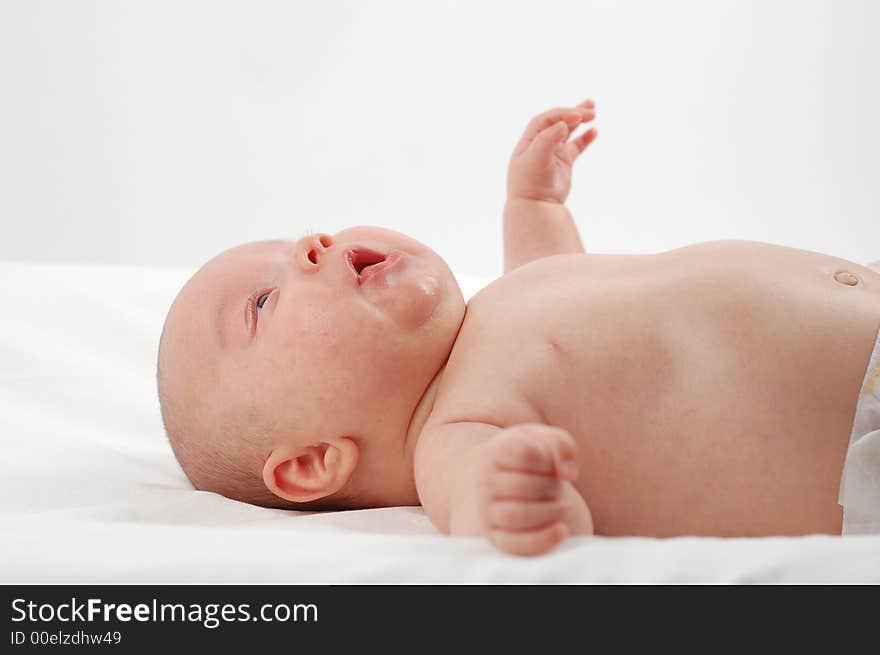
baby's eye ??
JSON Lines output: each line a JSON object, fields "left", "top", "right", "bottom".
{"left": 256, "top": 292, "right": 271, "bottom": 311}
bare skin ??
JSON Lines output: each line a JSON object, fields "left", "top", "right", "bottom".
{"left": 414, "top": 99, "right": 880, "bottom": 554}
{"left": 415, "top": 241, "right": 880, "bottom": 551}
{"left": 160, "top": 226, "right": 466, "bottom": 510}
{"left": 162, "top": 97, "right": 879, "bottom": 556}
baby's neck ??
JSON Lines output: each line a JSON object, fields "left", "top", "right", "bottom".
{"left": 351, "top": 359, "right": 448, "bottom": 509}
{"left": 402, "top": 361, "right": 447, "bottom": 472}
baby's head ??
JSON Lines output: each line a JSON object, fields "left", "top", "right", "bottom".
{"left": 157, "top": 226, "right": 465, "bottom": 510}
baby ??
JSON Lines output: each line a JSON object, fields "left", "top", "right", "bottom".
{"left": 157, "top": 97, "right": 880, "bottom": 555}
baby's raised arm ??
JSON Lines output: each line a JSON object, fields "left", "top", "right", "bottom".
{"left": 503, "top": 99, "right": 598, "bottom": 273}
{"left": 414, "top": 422, "right": 594, "bottom": 556}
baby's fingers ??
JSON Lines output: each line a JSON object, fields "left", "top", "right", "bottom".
{"left": 513, "top": 107, "right": 583, "bottom": 156}
{"left": 529, "top": 121, "right": 571, "bottom": 158}
{"left": 487, "top": 499, "right": 567, "bottom": 531}
{"left": 565, "top": 126, "right": 598, "bottom": 160}
{"left": 490, "top": 430, "right": 555, "bottom": 475}
{"left": 489, "top": 470, "right": 563, "bottom": 501}
{"left": 490, "top": 425, "right": 578, "bottom": 480}
{"left": 489, "top": 521, "right": 569, "bottom": 556}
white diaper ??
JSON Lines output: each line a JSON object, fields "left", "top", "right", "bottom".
{"left": 838, "top": 326, "right": 880, "bottom": 534}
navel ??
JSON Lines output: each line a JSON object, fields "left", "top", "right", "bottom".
{"left": 833, "top": 270, "right": 860, "bottom": 286}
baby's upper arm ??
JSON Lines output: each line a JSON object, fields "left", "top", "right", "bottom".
{"left": 413, "top": 420, "right": 500, "bottom": 534}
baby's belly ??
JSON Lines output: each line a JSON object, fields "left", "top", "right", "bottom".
{"left": 525, "top": 242, "right": 880, "bottom": 536}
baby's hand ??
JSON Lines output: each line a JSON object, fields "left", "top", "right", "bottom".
{"left": 479, "top": 424, "right": 585, "bottom": 556}
{"left": 507, "top": 99, "right": 598, "bottom": 204}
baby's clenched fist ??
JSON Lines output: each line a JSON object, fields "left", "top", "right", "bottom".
{"left": 479, "top": 424, "right": 591, "bottom": 556}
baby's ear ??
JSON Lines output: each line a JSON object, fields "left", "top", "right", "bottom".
{"left": 262, "top": 437, "right": 359, "bottom": 504}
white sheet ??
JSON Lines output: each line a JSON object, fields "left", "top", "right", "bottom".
{"left": 1, "top": 260, "right": 878, "bottom": 583}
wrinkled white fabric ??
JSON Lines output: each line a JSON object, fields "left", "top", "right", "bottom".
{"left": 839, "top": 328, "right": 880, "bottom": 534}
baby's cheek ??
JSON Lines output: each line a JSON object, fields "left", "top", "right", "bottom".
{"left": 270, "top": 314, "right": 358, "bottom": 387}
{"left": 282, "top": 308, "right": 341, "bottom": 346}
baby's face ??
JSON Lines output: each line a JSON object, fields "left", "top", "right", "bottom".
{"left": 163, "top": 225, "right": 465, "bottom": 469}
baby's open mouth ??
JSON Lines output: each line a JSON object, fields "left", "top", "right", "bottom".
{"left": 346, "top": 248, "right": 388, "bottom": 283}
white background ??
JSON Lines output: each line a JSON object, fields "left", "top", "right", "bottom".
{"left": 1, "top": 0, "right": 877, "bottom": 278}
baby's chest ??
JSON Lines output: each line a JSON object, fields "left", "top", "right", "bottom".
{"left": 430, "top": 307, "right": 603, "bottom": 428}
{"left": 431, "top": 275, "right": 681, "bottom": 431}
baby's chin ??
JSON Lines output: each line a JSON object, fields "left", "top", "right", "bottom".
{"left": 361, "top": 250, "right": 446, "bottom": 330}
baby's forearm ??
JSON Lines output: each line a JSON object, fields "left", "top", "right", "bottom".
{"left": 503, "top": 198, "right": 585, "bottom": 273}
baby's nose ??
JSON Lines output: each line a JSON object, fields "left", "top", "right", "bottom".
{"left": 297, "top": 233, "right": 334, "bottom": 271}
